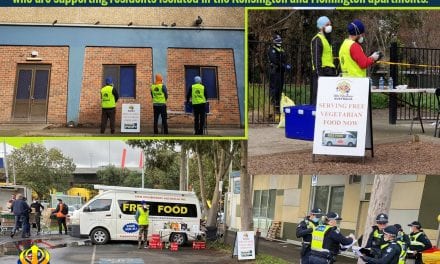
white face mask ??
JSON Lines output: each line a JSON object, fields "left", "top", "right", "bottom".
{"left": 358, "top": 36, "right": 364, "bottom": 44}
{"left": 324, "top": 25, "right": 332, "bottom": 34}
{"left": 275, "top": 43, "right": 282, "bottom": 47}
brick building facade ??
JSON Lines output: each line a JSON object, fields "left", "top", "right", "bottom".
{"left": 0, "top": 8, "right": 244, "bottom": 132}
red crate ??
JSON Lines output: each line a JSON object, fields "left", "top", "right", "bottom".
{"left": 148, "top": 241, "right": 163, "bottom": 249}
{"left": 192, "top": 241, "right": 206, "bottom": 250}
{"left": 170, "top": 242, "right": 179, "bottom": 251}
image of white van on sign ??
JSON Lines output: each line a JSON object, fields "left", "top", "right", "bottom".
{"left": 322, "top": 131, "right": 358, "bottom": 148}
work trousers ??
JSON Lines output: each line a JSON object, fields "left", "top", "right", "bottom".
{"left": 35, "top": 212, "right": 41, "bottom": 233}
{"left": 153, "top": 105, "right": 168, "bottom": 134}
{"left": 57, "top": 217, "right": 67, "bottom": 234}
{"left": 193, "top": 103, "right": 206, "bottom": 135}
{"left": 138, "top": 225, "right": 149, "bottom": 242}
{"left": 101, "top": 108, "right": 116, "bottom": 134}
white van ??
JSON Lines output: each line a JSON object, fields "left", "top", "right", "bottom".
{"left": 69, "top": 185, "right": 203, "bottom": 245}
{"left": 322, "top": 131, "right": 357, "bottom": 147}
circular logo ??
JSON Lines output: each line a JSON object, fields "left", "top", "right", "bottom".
{"left": 19, "top": 245, "right": 50, "bottom": 264}
{"left": 123, "top": 223, "right": 139, "bottom": 233}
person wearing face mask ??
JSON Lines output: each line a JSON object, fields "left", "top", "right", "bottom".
{"left": 310, "top": 16, "right": 337, "bottom": 105}
{"left": 407, "top": 221, "right": 432, "bottom": 264}
{"left": 338, "top": 19, "right": 381, "bottom": 78}
{"left": 296, "top": 208, "right": 323, "bottom": 264}
{"left": 362, "top": 213, "right": 389, "bottom": 258}
{"left": 360, "top": 225, "right": 404, "bottom": 264}
{"left": 267, "top": 34, "right": 291, "bottom": 113}
{"left": 309, "top": 212, "right": 355, "bottom": 264}
{"left": 135, "top": 201, "right": 150, "bottom": 249}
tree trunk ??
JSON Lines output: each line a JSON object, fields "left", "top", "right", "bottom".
{"left": 206, "top": 147, "right": 227, "bottom": 227}
{"left": 240, "top": 140, "right": 253, "bottom": 231}
{"left": 179, "top": 145, "right": 187, "bottom": 191}
{"left": 357, "top": 175, "right": 394, "bottom": 264}
{"left": 195, "top": 144, "right": 209, "bottom": 219}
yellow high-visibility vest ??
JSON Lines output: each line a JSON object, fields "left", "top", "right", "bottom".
{"left": 339, "top": 39, "right": 366, "bottom": 77}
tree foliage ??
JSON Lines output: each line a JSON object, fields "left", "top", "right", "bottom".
{"left": 7, "top": 143, "right": 76, "bottom": 200}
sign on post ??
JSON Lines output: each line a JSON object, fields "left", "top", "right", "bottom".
{"left": 233, "top": 231, "right": 256, "bottom": 260}
{"left": 311, "top": 175, "right": 318, "bottom": 187}
{"left": 121, "top": 104, "right": 141, "bottom": 133}
{"left": 313, "top": 77, "right": 370, "bottom": 157}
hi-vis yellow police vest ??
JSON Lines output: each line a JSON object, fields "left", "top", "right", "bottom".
{"left": 151, "top": 84, "right": 166, "bottom": 104}
{"left": 339, "top": 39, "right": 367, "bottom": 77}
{"left": 101, "top": 85, "right": 116, "bottom": 109}
{"left": 192, "top": 83, "right": 206, "bottom": 105}
{"left": 373, "top": 228, "right": 383, "bottom": 245}
{"left": 410, "top": 232, "right": 425, "bottom": 247}
{"left": 138, "top": 208, "right": 149, "bottom": 225}
{"left": 396, "top": 240, "right": 407, "bottom": 264}
{"left": 311, "top": 33, "right": 335, "bottom": 71}
{"left": 311, "top": 225, "right": 333, "bottom": 251}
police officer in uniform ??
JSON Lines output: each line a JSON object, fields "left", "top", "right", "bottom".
{"left": 363, "top": 213, "right": 389, "bottom": 258}
{"left": 407, "top": 221, "right": 432, "bottom": 264}
{"left": 309, "top": 212, "right": 355, "bottom": 264}
{"left": 310, "top": 16, "right": 337, "bottom": 105}
{"left": 394, "top": 224, "right": 411, "bottom": 249}
{"left": 186, "top": 76, "right": 208, "bottom": 135}
{"left": 267, "top": 34, "right": 291, "bottom": 112}
{"left": 296, "top": 208, "right": 323, "bottom": 264}
{"left": 100, "top": 77, "right": 119, "bottom": 134}
{"left": 151, "top": 73, "right": 168, "bottom": 134}
{"left": 361, "top": 225, "right": 405, "bottom": 264}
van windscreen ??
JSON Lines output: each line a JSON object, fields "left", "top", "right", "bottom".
{"left": 118, "top": 200, "right": 198, "bottom": 218}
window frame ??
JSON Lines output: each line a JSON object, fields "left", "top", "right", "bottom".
{"left": 184, "top": 65, "right": 219, "bottom": 100}
{"left": 102, "top": 64, "right": 136, "bottom": 99}
{"left": 312, "top": 185, "right": 345, "bottom": 215}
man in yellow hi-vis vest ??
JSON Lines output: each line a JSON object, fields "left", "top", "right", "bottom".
{"left": 151, "top": 73, "right": 168, "bottom": 134}
{"left": 309, "top": 212, "right": 355, "bottom": 264}
{"left": 186, "top": 76, "right": 208, "bottom": 135}
{"left": 100, "top": 77, "right": 119, "bottom": 134}
{"left": 311, "top": 16, "right": 337, "bottom": 105}
{"left": 338, "top": 19, "right": 381, "bottom": 78}
{"left": 135, "top": 201, "right": 150, "bottom": 249}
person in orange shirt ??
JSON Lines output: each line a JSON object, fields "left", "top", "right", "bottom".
{"left": 52, "top": 199, "right": 69, "bottom": 235}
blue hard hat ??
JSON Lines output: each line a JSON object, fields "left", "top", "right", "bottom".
{"left": 105, "top": 77, "right": 113, "bottom": 85}
{"left": 141, "top": 200, "right": 146, "bottom": 205}
{"left": 194, "top": 76, "right": 202, "bottom": 83}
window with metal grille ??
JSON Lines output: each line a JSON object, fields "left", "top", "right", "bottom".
{"left": 103, "top": 65, "right": 136, "bottom": 98}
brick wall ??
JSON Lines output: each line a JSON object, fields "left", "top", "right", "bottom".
{"left": 79, "top": 47, "right": 153, "bottom": 127}
{"left": 167, "top": 48, "right": 240, "bottom": 127}
{"left": 0, "top": 46, "right": 68, "bottom": 124}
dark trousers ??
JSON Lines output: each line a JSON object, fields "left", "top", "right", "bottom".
{"left": 311, "top": 73, "right": 319, "bottom": 106}
{"left": 269, "top": 71, "right": 284, "bottom": 109}
{"left": 153, "top": 105, "right": 168, "bottom": 134}
{"left": 21, "top": 215, "right": 30, "bottom": 238}
{"left": 300, "top": 244, "right": 312, "bottom": 264}
{"left": 309, "top": 255, "right": 333, "bottom": 264}
{"left": 35, "top": 212, "right": 41, "bottom": 232}
{"left": 101, "top": 108, "right": 116, "bottom": 134}
{"left": 57, "top": 217, "right": 67, "bottom": 234}
{"left": 193, "top": 103, "right": 206, "bottom": 135}
{"left": 12, "top": 215, "right": 21, "bottom": 234}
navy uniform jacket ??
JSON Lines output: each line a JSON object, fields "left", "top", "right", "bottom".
{"left": 314, "top": 226, "right": 353, "bottom": 256}
{"left": 361, "top": 242, "right": 401, "bottom": 264}
{"left": 296, "top": 217, "right": 319, "bottom": 243}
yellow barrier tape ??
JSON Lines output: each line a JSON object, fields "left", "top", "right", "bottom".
{"left": 377, "top": 61, "right": 440, "bottom": 69}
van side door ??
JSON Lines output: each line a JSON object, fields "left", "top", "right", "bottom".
{"left": 80, "top": 196, "right": 115, "bottom": 238}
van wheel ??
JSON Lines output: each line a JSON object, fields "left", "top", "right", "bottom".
{"left": 170, "top": 233, "right": 187, "bottom": 246}
{"left": 91, "top": 228, "right": 109, "bottom": 245}
{"left": 326, "top": 142, "right": 332, "bottom": 146}
{"left": 348, "top": 142, "right": 354, "bottom": 147}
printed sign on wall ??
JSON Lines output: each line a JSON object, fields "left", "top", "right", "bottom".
{"left": 313, "top": 77, "right": 369, "bottom": 157}
{"left": 121, "top": 104, "right": 141, "bottom": 133}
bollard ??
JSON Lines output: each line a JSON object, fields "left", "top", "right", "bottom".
{"left": 255, "top": 228, "right": 261, "bottom": 255}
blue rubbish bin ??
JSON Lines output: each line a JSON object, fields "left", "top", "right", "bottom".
{"left": 284, "top": 105, "right": 316, "bottom": 141}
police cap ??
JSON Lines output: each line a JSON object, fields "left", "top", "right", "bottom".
{"left": 376, "top": 213, "right": 388, "bottom": 224}
{"left": 383, "top": 226, "right": 398, "bottom": 236}
{"left": 408, "top": 221, "right": 422, "bottom": 229}
{"left": 326, "top": 212, "right": 342, "bottom": 221}
{"left": 310, "top": 208, "right": 323, "bottom": 216}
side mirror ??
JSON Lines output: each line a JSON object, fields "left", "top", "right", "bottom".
{"left": 83, "top": 207, "right": 91, "bottom": 212}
